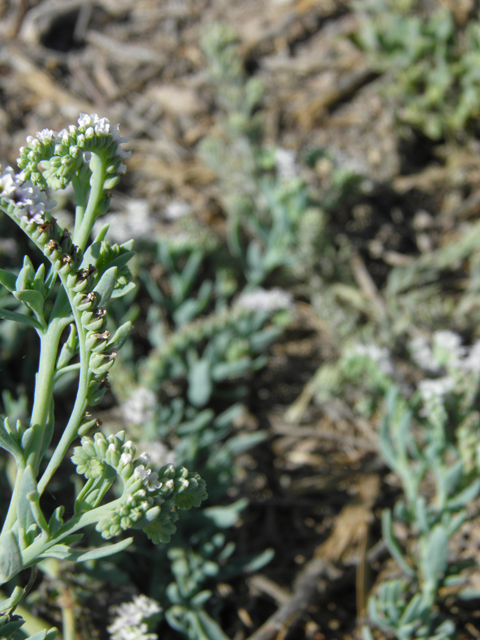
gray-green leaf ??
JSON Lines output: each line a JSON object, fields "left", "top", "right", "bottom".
{"left": 94, "top": 267, "right": 117, "bottom": 307}
{"left": 0, "top": 306, "right": 43, "bottom": 330}
{"left": 13, "top": 290, "right": 45, "bottom": 323}
{"left": 0, "top": 531, "right": 23, "bottom": 583}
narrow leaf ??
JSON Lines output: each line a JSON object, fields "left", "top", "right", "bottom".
{"left": 196, "top": 609, "right": 231, "bottom": 640}
{"left": 13, "top": 289, "right": 45, "bottom": 321}
{"left": 41, "top": 537, "right": 133, "bottom": 562}
{"left": 111, "top": 281, "right": 136, "bottom": 299}
{"left": 106, "top": 251, "right": 135, "bottom": 273}
{"left": 48, "top": 506, "right": 64, "bottom": 536}
{"left": 448, "top": 477, "right": 480, "bottom": 510}
{"left": 382, "top": 510, "right": 416, "bottom": 578}
{"left": 27, "top": 629, "right": 58, "bottom": 640}
{"left": 16, "top": 256, "right": 34, "bottom": 291}
{"left": 0, "top": 268, "right": 17, "bottom": 292}
{"left": 0, "top": 531, "right": 23, "bottom": 582}
{"left": 423, "top": 525, "right": 449, "bottom": 587}
{"left": 75, "top": 536, "right": 133, "bottom": 561}
{"left": 0, "top": 586, "right": 24, "bottom": 612}
{"left": 16, "top": 465, "right": 37, "bottom": 531}
{"left": 80, "top": 241, "right": 102, "bottom": 269}
{"left": 0, "top": 418, "right": 23, "bottom": 460}
{"left": 0, "top": 306, "right": 43, "bottom": 330}
{"left": 188, "top": 359, "right": 212, "bottom": 408}
{"left": 440, "top": 460, "right": 464, "bottom": 499}
{"left": 94, "top": 267, "right": 117, "bottom": 307}
{"left": 92, "top": 223, "right": 110, "bottom": 243}
{"left": 107, "top": 321, "right": 132, "bottom": 350}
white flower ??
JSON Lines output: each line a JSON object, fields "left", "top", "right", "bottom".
{"left": 58, "top": 128, "right": 71, "bottom": 143}
{"left": 236, "top": 287, "right": 293, "bottom": 312}
{"left": 144, "top": 471, "right": 161, "bottom": 491}
{"left": 108, "top": 595, "right": 162, "bottom": 640}
{"left": 418, "top": 377, "right": 454, "bottom": 403}
{"left": 275, "top": 148, "right": 298, "bottom": 181}
{"left": 121, "top": 387, "right": 157, "bottom": 425}
{"left": 433, "top": 330, "right": 466, "bottom": 365}
{"left": 36, "top": 128, "right": 57, "bottom": 143}
{"left": 352, "top": 343, "right": 395, "bottom": 377}
{"left": 0, "top": 167, "right": 20, "bottom": 198}
{"left": 94, "top": 117, "right": 111, "bottom": 135}
{"left": 137, "top": 452, "right": 151, "bottom": 465}
{"left": 120, "top": 453, "right": 132, "bottom": 465}
{"left": 0, "top": 167, "right": 55, "bottom": 225}
{"left": 163, "top": 200, "right": 191, "bottom": 220}
{"left": 409, "top": 335, "right": 440, "bottom": 373}
{"left": 461, "top": 341, "right": 480, "bottom": 373}
{"left": 77, "top": 113, "right": 131, "bottom": 160}
{"left": 78, "top": 113, "right": 94, "bottom": 128}
{"left": 133, "top": 465, "right": 161, "bottom": 491}
{"left": 134, "top": 465, "right": 149, "bottom": 482}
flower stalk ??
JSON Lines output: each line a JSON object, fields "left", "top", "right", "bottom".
{"left": 0, "top": 114, "right": 207, "bottom": 640}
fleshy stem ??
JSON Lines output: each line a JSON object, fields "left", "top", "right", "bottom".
{"left": 20, "top": 496, "right": 128, "bottom": 569}
{"left": 73, "top": 153, "right": 106, "bottom": 251}
{"left": 38, "top": 153, "right": 108, "bottom": 496}
{"left": 2, "top": 150, "right": 109, "bottom": 526}
{"left": 71, "top": 174, "right": 86, "bottom": 239}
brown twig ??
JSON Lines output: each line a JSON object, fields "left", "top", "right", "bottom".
{"left": 245, "top": 535, "right": 386, "bottom": 640}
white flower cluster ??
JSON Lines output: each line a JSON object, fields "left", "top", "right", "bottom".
{"left": 133, "top": 453, "right": 168, "bottom": 492}
{"left": 76, "top": 113, "right": 131, "bottom": 161}
{"left": 108, "top": 594, "right": 162, "bottom": 640}
{"left": 236, "top": 287, "right": 293, "bottom": 312}
{"left": 163, "top": 200, "right": 191, "bottom": 221}
{"left": 0, "top": 166, "right": 55, "bottom": 224}
{"left": 418, "top": 377, "right": 455, "bottom": 405}
{"left": 409, "top": 330, "right": 480, "bottom": 374}
{"left": 18, "top": 113, "right": 131, "bottom": 191}
{"left": 121, "top": 387, "right": 157, "bottom": 426}
{"left": 409, "top": 335, "right": 441, "bottom": 373}
{"left": 275, "top": 148, "right": 299, "bottom": 181}
{"left": 463, "top": 341, "right": 480, "bottom": 372}
{"left": 351, "top": 343, "right": 395, "bottom": 377}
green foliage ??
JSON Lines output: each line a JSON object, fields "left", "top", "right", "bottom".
{"left": 324, "top": 335, "right": 480, "bottom": 639}
{"left": 352, "top": 0, "right": 480, "bottom": 139}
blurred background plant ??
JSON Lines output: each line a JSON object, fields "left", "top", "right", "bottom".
{"left": 351, "top": 0, "right": 480, "bottom": 141}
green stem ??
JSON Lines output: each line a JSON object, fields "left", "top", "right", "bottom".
{"left": 38, "top": 153, "right": 107, "bottom": 495}
{"left": 72, "top": 174, "right": 86, "bottom": 239}
{"left": 37, "top": 325, "right": 89, "bottom": 496}
{"left": 2, "top": 319, "right": 69, "bottom": 532}
{"left": 20, "top": 497, "right": 123, "bottom": 568}
{"left": 73, "top": 152, "right": 106, "bottom": 251}
{"left": 27, "top": 320, "right": 66, "bottom": 471}
{"left": 1, "top": 460, "right": 25, "bottom": 533}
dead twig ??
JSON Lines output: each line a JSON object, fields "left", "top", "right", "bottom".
{"left": 245, "top": 478, "right": 383, "bottom": 640}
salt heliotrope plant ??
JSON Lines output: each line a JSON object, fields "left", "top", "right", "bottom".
{"left": 0, "top": 114, "right": 207, "bottom": 640}
{"left": 323, "top": 331, "right": 480, "bottom": 639}
{"left": 351, "top": 0, "right": 480, "bottom": 140}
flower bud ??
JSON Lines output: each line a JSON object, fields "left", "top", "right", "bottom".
{"left": 78, "top": 415, "right": 100, "bottom": 436}
{"left": 93, "top": 432, "right": 108, "bottom": 458}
